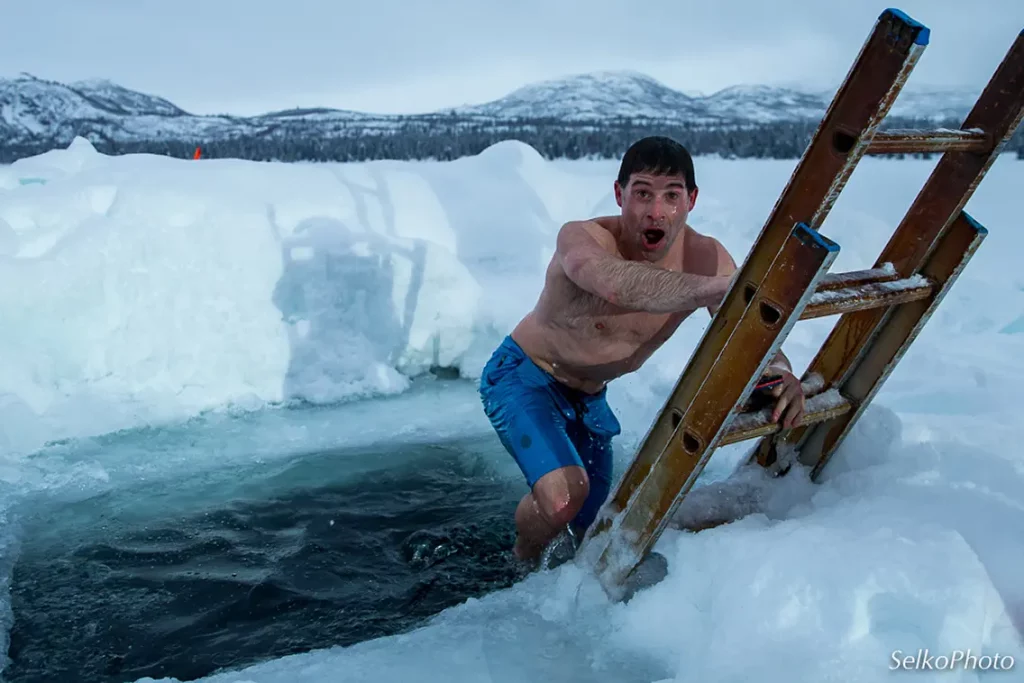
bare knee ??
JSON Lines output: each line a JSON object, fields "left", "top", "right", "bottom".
{"left": 532, "top": 466, "right": 590, "bottom": 529}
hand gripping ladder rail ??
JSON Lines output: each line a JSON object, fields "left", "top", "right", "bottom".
{"left": 576, "top": 8, "right": 1024, "bottom": 601}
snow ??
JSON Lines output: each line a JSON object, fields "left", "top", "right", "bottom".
{"left": 2, "top": 138, "right": 1024, "bottom": 682}
{"left": 807, "top": 273, "right": 932, "bottom": 305}
{"left": 0, "top": 75, "right": 378, "bottom": 149}
{"left": 818, "top": 261, "right": 897, "bottom": 289}
{"left": 68, "top": 79, "right": 186, "bottom": 117}
{"left": 702, "top": 84, "right": 828, "bottom": 124}
{"left": 451, "top": 71, "right": 714, "bottom": 124}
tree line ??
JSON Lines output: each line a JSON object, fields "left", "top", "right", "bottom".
{"left": 3, "top": 115, "right": 1022, "bottom": 164}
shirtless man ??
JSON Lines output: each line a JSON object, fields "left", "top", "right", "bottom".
{"left": 479, "top": 136, "right": 806, "bottom": 562}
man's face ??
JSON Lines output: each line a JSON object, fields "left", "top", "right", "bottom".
{"left": 614, "top": 171, "right": 697, "bottom": 261}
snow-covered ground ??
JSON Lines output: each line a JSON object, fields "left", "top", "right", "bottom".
{"left": 1, "top": 139, "right": 1023, "bottom": 682}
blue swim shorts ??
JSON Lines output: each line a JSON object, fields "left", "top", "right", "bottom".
{"left": 478, "top": 335, "right": 621, "bottom": 532}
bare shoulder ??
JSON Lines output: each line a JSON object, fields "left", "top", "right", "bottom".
{"left": 553, "top": 216, "right": 624, "bottom": 291}
{"left": 591, "top": 215, "right": 622, "bottom": 236}
{"left": 684, "top": 226, "right": 737, "bottom": 277}
{"left": 556, "top": 216, "right": 621, "bottom": 255}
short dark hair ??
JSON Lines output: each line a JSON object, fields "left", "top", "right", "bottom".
{"left": 616, "top": 136, "right": 697, "bottom": 191}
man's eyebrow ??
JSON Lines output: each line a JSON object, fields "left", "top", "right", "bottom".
{"left": 632, "top": 179, "right": 687, "bottom": 189}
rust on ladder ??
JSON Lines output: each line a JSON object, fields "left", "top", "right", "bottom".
{"left": 865, "top": 128, "right": 990, "bottom": 155}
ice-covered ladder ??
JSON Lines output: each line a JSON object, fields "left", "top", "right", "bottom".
{"left": 576, "top": 8, "right": 1024, "bottom": 600}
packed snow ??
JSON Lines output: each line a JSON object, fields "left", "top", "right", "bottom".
{"left": 1, "top": 137, "right": 1023, "bottom": 682}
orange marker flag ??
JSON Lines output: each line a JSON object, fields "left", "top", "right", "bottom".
{"left": 193, "top": 146, "right": 202, "bottom": 160}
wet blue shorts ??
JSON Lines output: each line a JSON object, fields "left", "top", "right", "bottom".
{"left": 478, "top": 335, "right": 621, "bottom": 532}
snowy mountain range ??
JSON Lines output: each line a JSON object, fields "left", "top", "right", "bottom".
{"left": 0, "top": 70, "right": 979, "bottom": 148}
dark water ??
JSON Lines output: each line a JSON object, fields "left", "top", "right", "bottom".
{"left": 5, "top": 439, "right": 528, "bottom": 683}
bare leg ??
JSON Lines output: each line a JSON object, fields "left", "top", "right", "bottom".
{"left": 512, "top": 465, "right": 589, "bottom": 562}
{"left": 512, "top": 493, "right": 556, "bottom": 561}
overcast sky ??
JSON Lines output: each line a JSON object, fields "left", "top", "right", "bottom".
{"left": 2, "top": 0, "right": 1021, "bottom": 116}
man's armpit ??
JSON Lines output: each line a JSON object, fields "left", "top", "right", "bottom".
{"left": 706, "top": 238, "right": 738, "bottom": 317}
{"left": 713, "top": 238, "right": 738, "bottom": 277}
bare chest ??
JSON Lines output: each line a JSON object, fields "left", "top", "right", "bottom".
{"left": 560, "top": 284, "right": 691, "bottom": 345}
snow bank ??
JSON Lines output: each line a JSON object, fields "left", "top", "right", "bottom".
{"left": 3, "top": 137, "right": 1023, "bottom": 462}
{"left": 0, "top": 138, "right": 598, "bottom": 455}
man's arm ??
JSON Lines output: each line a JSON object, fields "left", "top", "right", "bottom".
{"left": 557, "top": 220, "right": 731, "bottom": 313}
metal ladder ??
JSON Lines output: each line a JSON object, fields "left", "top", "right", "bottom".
{"left": 576, "top": 8, "right": 1024, "bottom": 601}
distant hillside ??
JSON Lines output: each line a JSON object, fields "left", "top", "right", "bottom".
{"left": 1, "top": 71, "right": 1019, "bottom": 163}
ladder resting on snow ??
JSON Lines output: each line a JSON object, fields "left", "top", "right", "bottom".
{"left": 576, "top": 9, "right": 1024, "bottom": 600}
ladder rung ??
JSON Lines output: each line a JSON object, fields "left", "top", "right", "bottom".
{"left": 801, "top": 274, "right": 933, "bottom": 319}
{"left": 721, "top": 388, "right": 852, "bottom": 445}
{"left": 865, "top": 128, "right": 989, "bottom": 155}
{"left": 817, "top": 263, "right": 898, "bottom": 291}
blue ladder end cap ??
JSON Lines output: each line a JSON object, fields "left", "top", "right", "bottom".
{"left": 961, "top": 210, "right": 989, "bottom": 237}
{"left": 882, "top": 8, "right": 931, "bottom": 45}
{"left": 794, "top": 222, "right": 840, "bottom": 253}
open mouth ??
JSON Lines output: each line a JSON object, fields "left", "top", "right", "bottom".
{"left": 641, "top": 228, "right": 665, "bottom": 249}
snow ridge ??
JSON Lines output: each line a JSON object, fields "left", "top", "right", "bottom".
{"left": 0, "top": 71, "right": 980, "bottom": 148}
